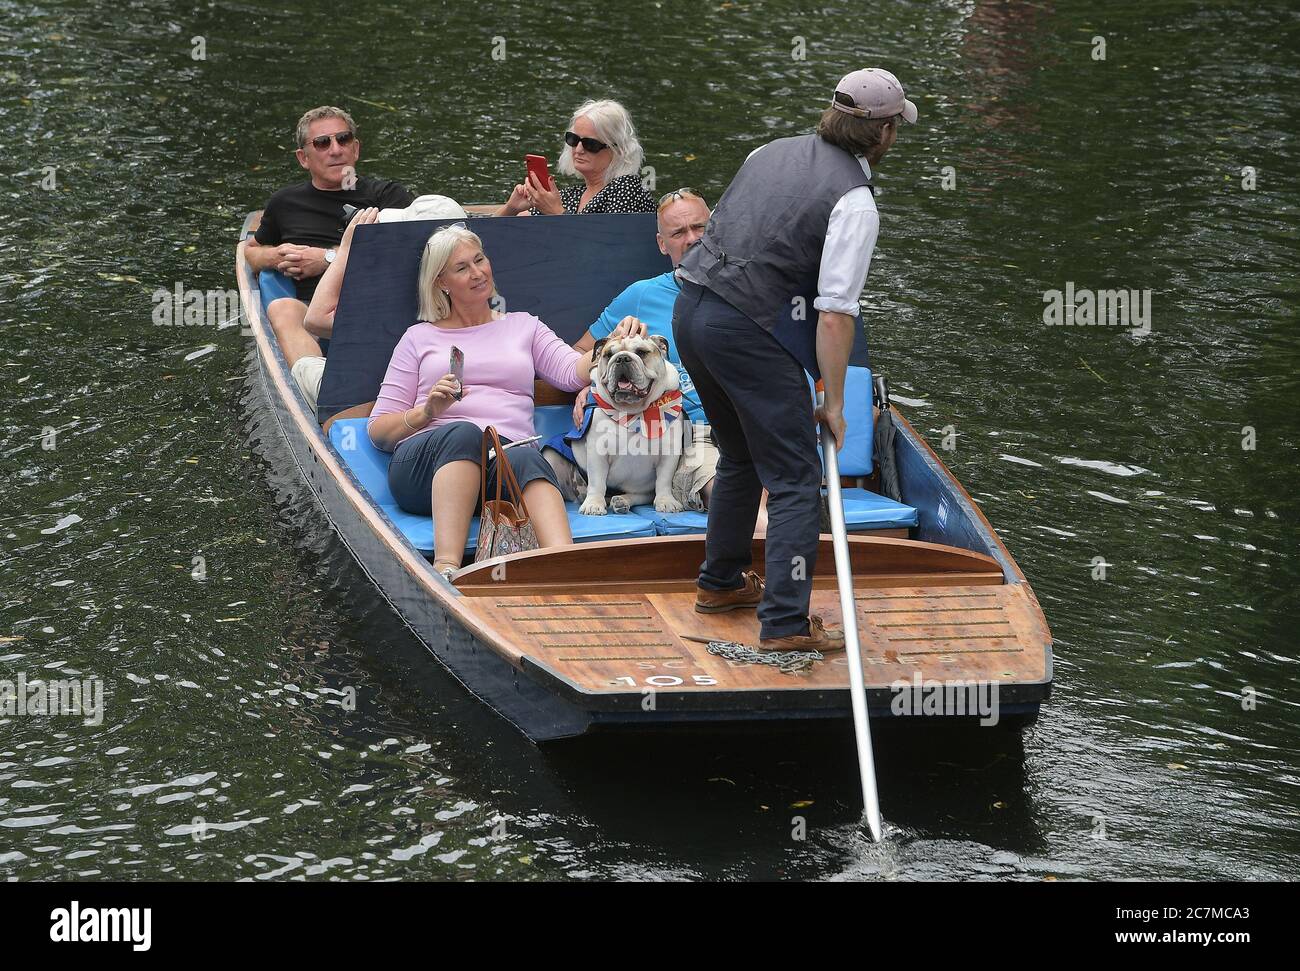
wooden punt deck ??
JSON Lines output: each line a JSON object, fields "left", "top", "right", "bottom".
{"left": 451, "top": 535, "right": 1050, "bottom": 706}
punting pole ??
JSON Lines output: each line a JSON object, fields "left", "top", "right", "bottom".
{"left": 817, "top": 382, "right": 884, "bottom": 841}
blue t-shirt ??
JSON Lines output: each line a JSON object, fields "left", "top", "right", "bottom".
{"left": 588, "top": 271, "right": 705, "bottom": 423}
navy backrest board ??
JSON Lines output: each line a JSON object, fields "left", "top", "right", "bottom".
{"left": 317, "top": 213, "right": 670, "bottom": 422}
{"left": 317, "top": 212, "right": 871, "bottom": 423}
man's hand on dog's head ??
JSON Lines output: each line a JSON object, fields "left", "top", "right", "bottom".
{"left": 609, "top": 316, "right": 647, "bottom": 340}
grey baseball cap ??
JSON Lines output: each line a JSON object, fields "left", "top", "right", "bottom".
{"left": 831, "top": 68, "right": 918, "bottom": 124}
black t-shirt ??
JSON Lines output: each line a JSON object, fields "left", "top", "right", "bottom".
{"left": 254, "top": 176, "right": 414, "bottom": 300}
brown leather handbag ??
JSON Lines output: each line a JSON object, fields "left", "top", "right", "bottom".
{"left": 473, "top": 426, "right": 540, "bottom": 563}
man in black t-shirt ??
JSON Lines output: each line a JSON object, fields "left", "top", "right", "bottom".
{"left": 245, "top": 105, "right": 413, "bottom": 410}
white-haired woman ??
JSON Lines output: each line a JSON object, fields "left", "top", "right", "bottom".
{"left": 499, "top": 99, "right": 656, "bottom": 216}
{"left": 367, "top": 224, "right": 641, "bottom": 578}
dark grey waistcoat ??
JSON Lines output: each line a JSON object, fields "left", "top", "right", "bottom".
{"left": 679, "top": 134, "right": 870, "bottom": 346}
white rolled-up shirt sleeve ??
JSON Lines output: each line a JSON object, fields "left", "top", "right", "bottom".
{"left": 814, "top": 186, "right": 879, "bottom": 315}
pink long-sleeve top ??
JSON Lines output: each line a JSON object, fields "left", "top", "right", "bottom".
{"left": 369, "top": 313, "right": 586, "bottom": 449}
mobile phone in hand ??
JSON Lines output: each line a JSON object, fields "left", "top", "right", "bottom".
{"left": 525, "top": 154, "right": 551, "bottom": 190}
{"left": 450, "top": 346, "right": 464, "bottom": 400}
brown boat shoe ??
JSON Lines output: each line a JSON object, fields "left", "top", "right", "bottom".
{"left": 694, "top": 571, "right": 764, "bottom": 613}
{"left": 758, "top": 615, "right": 846, "bottom": 653}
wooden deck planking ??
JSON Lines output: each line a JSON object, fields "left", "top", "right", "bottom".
{"left": 459, "top": 583, "right": 1047, "bottom": 696}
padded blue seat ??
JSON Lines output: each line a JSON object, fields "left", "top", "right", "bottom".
{"left": 840, "top": 488, "right": 918, "bottom": 530}
{"left": 260, "top": 269, "right": 329, "bottom": 357}
{"left": 811, "top": 365, "right": 874, "bottom": 476}
{"left": 327, "top": 419, "right": 654, "bottom": 556}
{"left": 630, "top": 504, "right": 709, "bottom": 535}
{"left": 533, "top": 404, "right": 574, "bottom": 443}
{"left": 631, "top": 490, "right": 915, "bottom": 535}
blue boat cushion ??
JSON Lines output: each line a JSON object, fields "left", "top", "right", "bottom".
{"left": 809, "top": 365, "right": 873, "bottom": 477}
{"left": 259, "top": 269, "right": 328, "bottom": 356}
{"left": 327, "top": 419, "right": 654, "bottom": 556}
{"left": 533, "top": 405, "right": 575, "bottom": 443}
{"left": 258, "top": 268, "right": 297, "bottom": 305}
{"left": 839, "top": 488, "right": 919, "bottom": 531}
{"left": 631, "top": 490, "right": 915, "bottom": 536}
{"left": 631, "top": 505, "right": 710, "bottom": 536}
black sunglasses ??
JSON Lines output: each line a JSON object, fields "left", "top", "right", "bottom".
{"left": 309, "top": 130, "right": 356, "bottom": 150}
{"left": 564, "top": 131, "right": 612, "bottom": 153}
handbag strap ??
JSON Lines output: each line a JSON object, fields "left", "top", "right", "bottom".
{"left": 480, "top": 426, "right": 531, "bottom": 519}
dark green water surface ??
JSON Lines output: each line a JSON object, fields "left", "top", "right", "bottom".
{"left": 2, "top": 0, "right": 1297, "bottom": 880}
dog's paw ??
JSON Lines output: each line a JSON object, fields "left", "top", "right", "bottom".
{"left": 654, "top": 495, "right": 685, "bottom": 514}
{"left": 609, "top": 494, "right": 634, "bottom": 514}
{"left": 578, "top": 497, "right": 607, "bottom": 516}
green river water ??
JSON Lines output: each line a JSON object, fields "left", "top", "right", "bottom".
{"left": 1, "top": 0, "right": 1297, "bottom": 880}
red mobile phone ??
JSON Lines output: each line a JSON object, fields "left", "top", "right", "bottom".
{"left": 525, "top": 154, "right": 551, "bottom": 190}
{"left": 450, "top": 346, "right": 464, "bottom": 400}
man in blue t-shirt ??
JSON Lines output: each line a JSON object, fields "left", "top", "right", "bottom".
{"left": 561, "top": 190, "right": 766, "bottom": 525}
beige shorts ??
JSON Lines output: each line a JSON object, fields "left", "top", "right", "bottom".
{"left": 290, "top": 356, "right": 326, "bottom": 414}
{"left": 673, "top": 423, "right": 720, "bottom": 510}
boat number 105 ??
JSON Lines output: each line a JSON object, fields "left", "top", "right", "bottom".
{"left": 612, "top": 675, "right": 717, "bottom": 687}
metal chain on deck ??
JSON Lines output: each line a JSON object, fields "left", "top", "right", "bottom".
{"left": 703, "top": 640, "right": 824, "bottom": 674}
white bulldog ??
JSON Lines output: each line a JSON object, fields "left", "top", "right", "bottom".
{"left": 546, "top": 334, "right": 686, "bottom": 516}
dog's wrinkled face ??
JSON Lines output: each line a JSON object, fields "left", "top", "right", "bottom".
{"left": 594, "top": 335, "right": 674, "bottom": 409}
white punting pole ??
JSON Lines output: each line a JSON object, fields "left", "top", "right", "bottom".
{"left": 817, "top": 385, "right": 884, "bottom": 841}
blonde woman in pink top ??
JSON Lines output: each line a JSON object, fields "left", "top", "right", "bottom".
{"left": 367, "top": 223, "right": 641, "bottom": 578}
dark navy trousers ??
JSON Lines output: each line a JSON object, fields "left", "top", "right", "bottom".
{"left": 672, "top": 280, "right": 821, "bottom": 640}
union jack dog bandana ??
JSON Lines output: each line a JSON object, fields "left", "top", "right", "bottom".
{"left": 590, "top": 387, "right": 684, "bottom": 439}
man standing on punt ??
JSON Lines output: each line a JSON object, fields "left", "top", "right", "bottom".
{"left": 673, "top": 68, "right": 917, "bottom": 651}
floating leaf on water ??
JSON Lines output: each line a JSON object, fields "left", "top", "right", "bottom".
{"left": 684, "top": 154, "right": 697, "bottom": 161}
{"left": 1166, "top": 762, "right": 1189, "bottom": 770}
{"left": 992, "top": 801, "right": 1006, "bottom": 809}
{"left": 789, "top": 799, "right": 814, "bottom": 809}
{"left": 96, "top": 272, "right": 140, "bottom": 283}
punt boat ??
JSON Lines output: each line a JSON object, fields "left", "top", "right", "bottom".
{"left": 235, "top": 210, "right": 1052, "bottom": 742}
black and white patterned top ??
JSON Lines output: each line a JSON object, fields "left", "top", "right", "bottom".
{"left": 530, "top": 173, "right": 656, "bottom": 215}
